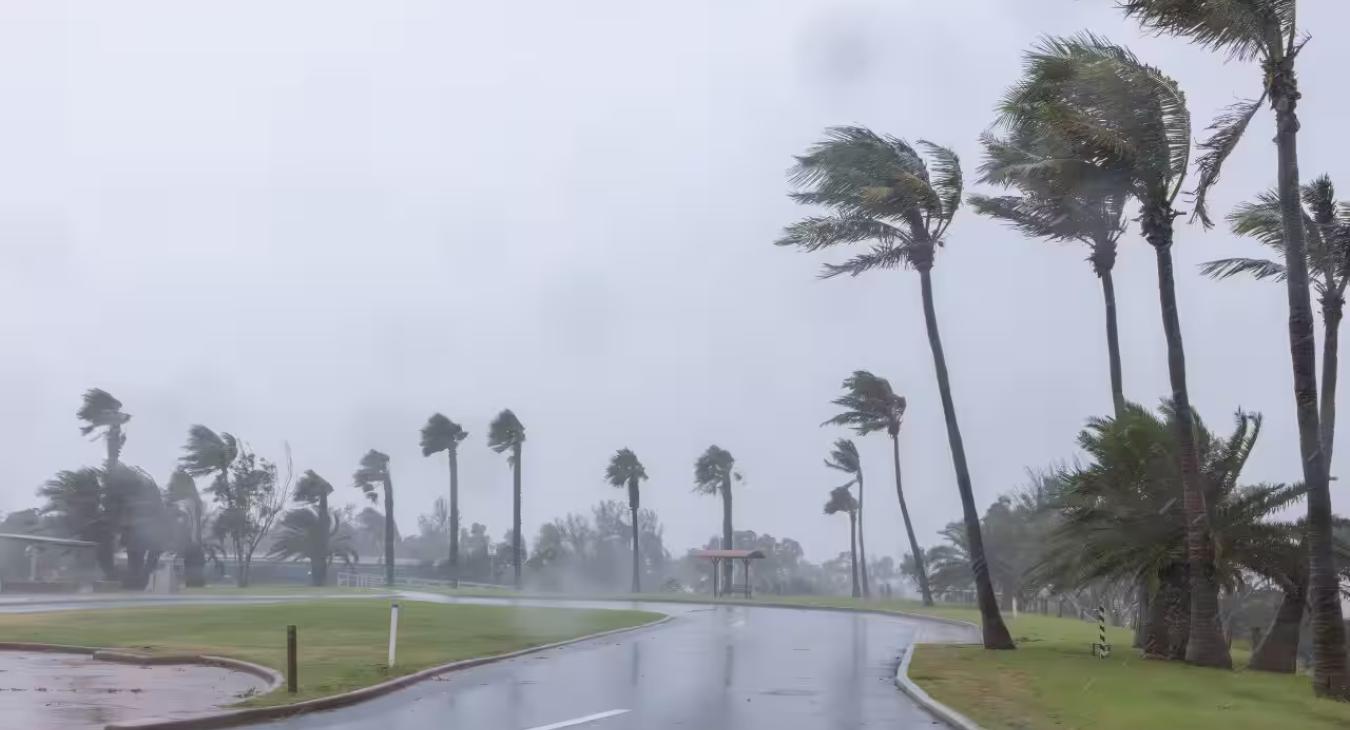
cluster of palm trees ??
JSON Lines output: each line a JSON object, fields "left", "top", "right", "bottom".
{"left": 776, "top": 0, "right": 1347, "bottom": 697}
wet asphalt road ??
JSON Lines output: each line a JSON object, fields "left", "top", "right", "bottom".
{"left": 254, "top": 594, "right": 974, "bottom": 730}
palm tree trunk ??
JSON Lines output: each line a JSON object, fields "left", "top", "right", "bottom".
{"left": 1143, "top": 569, "right": 1170, "bottom": 658}
{"left": 1143, "top": 210, "right": 1231, "bottom": 669}
{"left": 1100, "top": 269, "right": 1126, "bottom": 417}
{"left": 383, "top": 478, "right": 395, "bottom": 588}
{"left": 629, "top": 480, "right": 641, "bottom": 594}
{"left": 1321, "top": 303, "right": 1342, "bottom": 477}
{"left": 721, "top": 476, "right": 733, "bottom": 595}
{"left": 106, "top": 424, "right": 122, "bottom": 472}
{"left": 856, "top": 470, "right": 870, "bottom": 598}
{"left": 1249, "top": 584, "right": 1305, "bottom": 674}
{"left": 314, "top": 491, "right": 330, "bottom": 587}
{"left": 849, "top": 511, "right": 860, "bottom": 598}
{"left": 1133, "top": 578, "right": 1150, "bottom": 649}
{"left": 917, "top": 266, "right": 1013, "bottom": 649}
{"left": 891, "top": 433, "right": 932, "bottom": 606}
{"left": 1270, "top": 55, "right": 1348, "bottom": 696}
{"left": 449, "top": 450, "right": 460, "bottom": 588}
{"left": 512, "top": 444, "right": 522, "bottom": 590}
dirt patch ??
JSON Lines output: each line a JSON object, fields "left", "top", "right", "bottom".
{"left": 0, "top": 651, "right": 268, "bottom": 730}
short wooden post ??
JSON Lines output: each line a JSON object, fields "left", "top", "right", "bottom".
{"left": 286, "top": 625, "right": 298, "bottom": 693}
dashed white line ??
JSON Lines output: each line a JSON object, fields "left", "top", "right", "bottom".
{"left": 522, "top": 708, "right": 631, "bottom": 730}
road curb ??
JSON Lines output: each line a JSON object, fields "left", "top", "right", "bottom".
{"left": 893, "top": 641, "right": 985, "bottom": 730}
{"left": 102, "top": 613, "right": 673, "bottom": 730}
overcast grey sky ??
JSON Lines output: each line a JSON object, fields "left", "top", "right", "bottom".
{"left": 2, "top": 1, "right": 1347, "bottom": 565}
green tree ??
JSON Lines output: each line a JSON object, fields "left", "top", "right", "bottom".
{"left": 823, "top": 484, "right": 860, "bottom": 598}
{"left": 103, "top": 465, "right": 169, "bottom": 590}
{"left": 352, "top": 450, "right": 395, "bottom": 587}
{"left": 824, "top": 371, "right": 925, "bottom": 603}
{"left": 693, "top": 445, "right": 739, "bottom": 594}
{"left": 420, "top": 413, "right": 468, "bottom": 586}
{"left": 272, "top": 470, "right": 353, "bottom": 586}
{"left": 822, "top": 438, "right": 870, "bottom": 597}
{"left": 605, "top": 448, "right": 648, "bottom": 593}
{"left": 77, "top": 388, "right": 130, "bottom": 471}
{"left": 487, "top": 409, "right": 526, "bottom": 589}
{"left": 1117, "top": 0, "right": 1344, "bottom": 696}
{"left": 998, "top": 35, "right": 1228, "bottom": 667}
{"left": 779, "top": 129, "right": 1013, "bottom": 648}
{"left": 37, "top": 468, "right": 115, "bottom": 579}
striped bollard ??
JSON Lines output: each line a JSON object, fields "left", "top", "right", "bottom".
{"left": 1092, "top": 605, "right": 1111, "bottom": 658}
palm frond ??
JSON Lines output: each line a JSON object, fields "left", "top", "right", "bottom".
{"left": 1191, "top": 95, "right": 1265, "bottom": 227}
{"left": 605, "top": 448, "right": 647, "bottom": 488}
{"left": 420, "top": 413, "right": 467, "bottom": 457}
{"left": 179, "top": 425, "right": 237, "bottom": 477}
{"left": 823, "top": 484, "right": 858, "bottom": 515}
{"left": 917, "top": 141, "right": 963, "bottom": 232}
{"left": 487, "top": 409, "right": 525, "bottom": 465}
{"left": 1198, "top": 256, "right": 1286, "bottom": 282}
{"left": 824, "top": 438, "right": 861, "bottom": 476}
{"left": 693, "top": 445, "right": 735, "bottom": 496}
{"left": 775, "top": 215, "right": 912, "bottom": 253}
{"left": 819, "top": 242, "right": 915, "bottom": 278}
{"left": 352, "top": 450, "right": 389, "bottom": 503}
{"left": 76, "top": 388, "right": 129, "bottom": 435}
{"left": 1118, "top": 0, "right": 1293, "bottom": 61}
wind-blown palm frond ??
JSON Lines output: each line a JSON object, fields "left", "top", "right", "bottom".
{"left": 267, "top": 507, "right": 357, "bottom": 567}
{"left": 823, "top": 485, "right": 858, "bottom": 515}
{"left": 693, "top": 445, "right": 736, "bottom": 496}
{"left": 1118, "top": 0, "right": 1295, "bottom": 62}
{"left": 294, "top": 470, "right": 333, "bottom": 506}
{"left": 179, "top": 425, "right": 238, "bottom": 477}
{"left": 487, "top": 410, "right": 525, "bottom": 466}
{"left": 420, "top": 413, "right": 468, "bottom": 457}
{"left": 606, "top": 448, "right": 647, "bottom": 489}
{"left": 1200, "top": 257, "right": 1287, "bottom": 282}
{"left": 824, "top": 438, "right": 861, "bottom": 477}
{"left": 1191, "top": 95, "right": 1265, "bottom": 227}
{"left": 352, "top": 450, "right": 390, "bottom": 504}
{"left": 917, "top": 141, "right": 963, "bottom": 234}
{"left": 76, "top": 389, "right": 130, "bottom": 436}
{"left": 822, "top": 371, "right": 905, "bottom": 436}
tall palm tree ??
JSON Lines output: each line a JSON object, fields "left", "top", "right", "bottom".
{"left": 353, "top": 450, "right": 395, "bottom": 587}
{"left": 487, "top": 409, "right": 526, "bottom": 589}
{"left": 77, "top": 388, "right": 130, "bottom": 470}
{"left": 824, "top": 371, "right": 925, "bottom": 604}
{"left": 824, "top": 484, "right": 861, "bottom": 598}
{"left": 292, "top": 470, "right": 335, "bottom": 586}
{"left": 1117, "top": 0, "right": 1345, "bottom": 696}
{"left": 1202, "top": 177, "right": 1350, "bottom": 474}
{"left": 779, "top": 130, "right": 1013, "bottom": 648}
{"left": 605, "top": 448, "right": 648, "bottom": 593}
{"left": 693, "top": 445, "right": 739, "bottom": 594}
{"left": 421, "top": 413, "right": 468, "bottom": 586}
{"left": 971, "top": 130, "right": 1130, "bottom": 415}
{"left": 998, "top": 35, "right": 1229, "bottom": 668}
{"left": 179, "top": 425, "right": 239, "bottom": 496}
{"left": 822, "top": 438, "right": 871, "bottom": 598}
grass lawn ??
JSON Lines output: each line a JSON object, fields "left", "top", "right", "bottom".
{"left": 182, "top": 583, "right": 387, "bottom": 596}
{"left": 0, "top": 598, "right": 660, "bottom": 707}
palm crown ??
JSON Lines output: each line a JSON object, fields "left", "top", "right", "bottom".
{"left": 693, "top": 445, "right": 737, "bottom": 495}
{"left": 77, "top": 388, "right": 131, "bottom": 437}
{"left": 352, "top": 450, "right": 390, "bottom": 503}
{"left": 606, "top": 448, "right": 648, "bottom": 489}
{"left": 294, "top": 470, "right": 334, "bottom": 506}
{"left": 776, "top": 126, "right": 962, "bottom": 275}
{"left": 487, "top": 409, "right": 525, "bottom": 464}
{"left": 420, "top": 413, "right": 468, "bottom": 457}
{"left": 179, "top": 425, "right": 238, "bottom": 478}
{"left": 823, "top": 438, "right": 861, "bottom": 480}
{"left": 823, "top": 484, "right": 858, "bottom": 516}
{"left": 823, "top": 370, "right": 906, "bottom": 437}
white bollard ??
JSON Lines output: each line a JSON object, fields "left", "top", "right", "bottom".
{"left": 388, "top": 602, "right": 400, "bottom": 667}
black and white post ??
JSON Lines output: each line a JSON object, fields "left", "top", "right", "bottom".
{"left": 1092, "top": 605, "right": 1111, "bottom": 658}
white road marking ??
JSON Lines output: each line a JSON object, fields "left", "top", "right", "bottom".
{"left": 523, "top": 709, "right": 630, "bottom": 730}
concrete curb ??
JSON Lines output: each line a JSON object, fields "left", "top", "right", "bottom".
{"left": 102, "top": 613, "right": 673, "bottom": 730}
{"left": 894, "top": 641, "right": 985, "bottom": 730}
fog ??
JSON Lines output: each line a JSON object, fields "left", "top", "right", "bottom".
{"left": 2, "top": 1, "right": 1348, "bottom": 564}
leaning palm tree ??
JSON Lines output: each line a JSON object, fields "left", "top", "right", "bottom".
{"left": 166, "top": 468, "right": 211, "bottom": 587}
{"left": 825, "top": 371, "right": 926, "bottom": 604}
{"left": 38, "top": 468, "right": 115, "bottom": 579}
{"left": 1202, "top": 178, "right": 1350, "bottom": 474}
{"left": 971, "top": 128, "right": 1130, "bottom": 415}
{"left": 822, "top": 438, "right": 871, "bottom": 598}
{"left": 824, "top": 484, "right": 861, "bottom": 598}
{"left": 605, "top": 448, "right": 648, "bottom": 593}
{"left": 998, "top": 35, "right": 1229, "bottom": 668}
{"left": 268, "top": 507, "right": 356, "bottom": 586}
{"left": 77, "top": 388, "right": 130, "bottom": 470}
{"left": 352, "top": 450, "right": 395, "bottom": 587}
{"left": 779, "top": 130, "right": 1013, "bottom": 648}
{"left": 693, "top": 445, "right": 739, "bottom": 594}
{"left": 487, "top": 409, "right": 526, "bottom": 589}
{"left": 293, "top": 470, "right": 334, "bottom": 585}
{"left": 1116, "top": 0, "right": 1344, "bottom": 695}
{"left": 421, "top": 413, "right": 468, "bottom": 586}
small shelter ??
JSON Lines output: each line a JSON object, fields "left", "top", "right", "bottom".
{"left": 690, "top": 548, "right": 766, "bottom": 598}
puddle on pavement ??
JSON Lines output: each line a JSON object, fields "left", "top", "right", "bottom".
{"left": 0, "top": 651, "right": 269, "bottom": 730}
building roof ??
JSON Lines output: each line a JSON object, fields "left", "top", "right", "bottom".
{"left": 690, "top": 549, "right": 766, "bottom": 560}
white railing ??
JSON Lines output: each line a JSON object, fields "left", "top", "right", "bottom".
{"left": 335, "top": 572, "right": 509, "bottom": 591}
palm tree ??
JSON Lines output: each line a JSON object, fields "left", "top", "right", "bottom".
{"left": 166, "top": 468, "right": 211, "bottom": 587}
{"left": 487, "top": 409, "right": 526, "bottom": 589}
{"left": 822, "top": 439, "right": 870, "bottom": 598}
{"left": 605, "top": 448, "right": 648, "bottom": 593}
{"left": 179, "top": 425, "right": 239, "bottom": 496}
{"left": 421, "top": 413, "right": 468, "bottom": 586}
{"left": 693, "top": 445, "right": 739, "bottom": 594}
{"left": 779, "top": 130, "right": 1013, "bottom": 648}
{"left": 1202, "top": 178, "right": 1350, "bottom": 474}
{"left": 292, "top": 470, "right": 335, "bottom": 585}
{"left": 103, "top": 465, "right": 169, "bottom": 590}
{"left": 77, "top": 388, "right": 130, "bottom": 470}
{"left": 1117, "top": 0, "right": 1345, "bottom": 696}
{"left": 268, "top": 507, "right": 356, "bottom": 584}
{"left": 352, "top": 450, "right": 395, "bottom": 587}
{"left": 824, "top": 485, "right": 861, "bottom": 598}
{"left": 824, "top": 371, "right": 925, "bottom": 604}
{"left": 998, "top": 35, "right": 1228, "bottom": 668}
{"left": 971, "top": 129, "right": 1130, "bottom": 415}
{"left": 38, "top": 468, "right": 115, "bottom": 579}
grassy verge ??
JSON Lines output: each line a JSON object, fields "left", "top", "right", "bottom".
{"left": 182, "top": 584, "right": 385, "bottom": 596}
{"left": 0, "top": 598, "right": 660, "bottom": 707}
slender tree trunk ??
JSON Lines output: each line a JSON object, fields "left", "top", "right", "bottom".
{"left": 1143, "top": 568, "right": 1171, "bottom": 658}
{"left": 1133, "top": 578, "right": 1150, "bottom": 649}
{"left": 1100, "top": 268, "right": 1126, "bottom": 417}
{"left": 1321, "top": 303, "right": 1342, "bottom": 477}
{"left": 383, "top": 478, "right": 395, "bottom": 588}
{"left": 1143, "top": 209, "right": 1231, "bottom": 669}
{"left": 891, "top": 433, "right": 932, "bottom": 606}
{"left": 917, "top": 266, "right": 1013, "bottom": 649}
{"left": 849, "top": 511, "right": 860, "bottom": 598}
{"left": 1269, "top": 53, "right": 1348, "bottom": 696}
{"left": 856, "top": 470, "right": 870, "bottom": 598}
{"left": 629, "top": 479, "right": 641, "bottom": 594}
{"left": 512, "top": 444, "right": 522, "bottom": 590}
{"left": 314, "top": 491, "right": 330, "bottom": 587}
{"left": 1250, "top": 584, "right": 1306, "bottom": 674}
{"left": 235, "top": 535, "right": 247, "bottom": 588}
{"left": 721, "top": 475, "right": 733, "bottom": 594}
{"left": 449, "top": 450, "right": 460, "bottom": 588}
